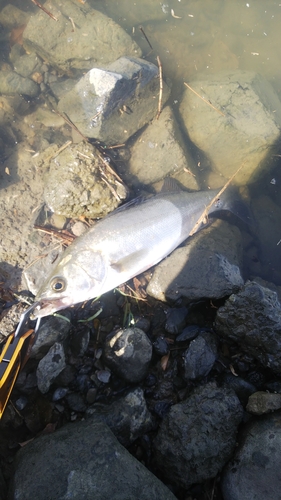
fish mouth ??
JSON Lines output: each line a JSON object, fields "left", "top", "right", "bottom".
{"left": 32, "top": 297, "right": 69, "bottom": 319}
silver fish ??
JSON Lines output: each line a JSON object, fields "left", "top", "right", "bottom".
{"left": 33, "top": 185, "right": 248, "bottom": 318}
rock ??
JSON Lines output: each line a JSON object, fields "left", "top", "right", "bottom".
{"left": 0, "top": 4, "right": 29, "bottom": 28}
{"left": 182, "top": 331, "right": 218, "bottom": 381}
{"left": 165, "top": 306, "right": 188, "bottom": 334}
{"left": 30, "top": 313, "right": 71, "bottom": 359}
{"left": 215, "top": 280, "right": 281, "bottom": 374}
{"left": 221, "top": 413, "right": 281, "bottom": 500}
{"left": 0, "top": 468, "right": 7, "bottom": 500}
{"left": 23, "top": 0, "right": 141, "bottom": 74}
{"left": 176, "top": 325, "right": 200, "bottom": 342}
{"left": 246, "top": 391, "right": 281, "bottom": 415}
{"left": 86, "top": 388, "right": 154, "bottom": 446}
{"left": 124, "top": 105, "right": 198, "bottom": 189}
{"left": 147, "top": 219, "right": 243, "bottom": 302}
{"left": 222, "top": 373, "right": 257, "bottom": 406}
{"left": 36, "top": 342, "right": 66, "bottom": 394}
{"left": 180, "top": 70, "right": 281, "bottom": 185}
{"left": 153, "top": 382, "right": 243, "bottom": 489}
{"left": 0, "top": 69, "right": 39, "bottom": 96}
{"left": 9, "top": 419, "right": 176, "bottom": 500}
{"left": 104, "top": 327, "right": 153, "bottom": 383}
{"left": 12, "top": 53, "right": 42, "bottom": 79}
{"left": 65, "top": 392, "right": 86, "bottom": 413}
{"left": 58, "top": 56, "right": 170, "bottom": 144}
{"left": 44, "top": 142, "right": 128, "bottom": 218}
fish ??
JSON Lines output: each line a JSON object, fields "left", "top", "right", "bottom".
{"left": 33, "top": 182, "right": 250, "bottom": 318}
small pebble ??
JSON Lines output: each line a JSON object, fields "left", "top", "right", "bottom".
{"left": 96, "top": 370, "right": 111, "bottom": 383}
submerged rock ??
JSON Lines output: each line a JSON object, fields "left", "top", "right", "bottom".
{"left": 23, "top": 0, "right": 141, "bottom": 73}
{"left": 147, "top": 219, "right": 243, "bottom": 302}
{"left": 0, "top": 69, "right": 39, "bottom": 96}
{"left": 125, "top": 105, "right": 198, "bottom": 190}
{"left": 215, "top": 279, "right": 281, "bottom": 374}
{"left": 9, "top": 419, "right": 176, "bottom": 500}
{"left": 44, "top": 142, "right": 128, "bottom": 218}
{"left": 153, "top": 382, "right": 243, "bottom": 489}
{"left": 58, "top": 57, "right": 170, "bottom": 143}
{"left": 180, "top": 70, "right": 281, "bottom": 185}
{"left": 221, "top": 413, "right": 281, "bottom": 500}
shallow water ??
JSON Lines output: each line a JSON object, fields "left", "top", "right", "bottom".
{"left": 0, "top": 0, "right": 281, "bottom": 292}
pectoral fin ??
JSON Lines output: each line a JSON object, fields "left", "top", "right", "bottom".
{"left": 110, "top": 249, "right": 149, "bottom": 273}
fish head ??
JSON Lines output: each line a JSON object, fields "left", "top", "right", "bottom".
{"left": 33, "top": 250, "right": 106, "bottom": 318}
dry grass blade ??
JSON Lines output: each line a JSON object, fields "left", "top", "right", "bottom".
{"left": 188, "top": 163, "right": 245, "bottom": 237}
{"left": 184, "top": 82, "right": 225, "bottom": 116}
{"left": 31, "top": 0, "right": 58, "bottom": 21}
{"left": 156, "top": 56, "right": 163, "bottom": 120}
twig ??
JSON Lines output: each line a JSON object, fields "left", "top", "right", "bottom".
{"left": 34, "top": 226, "right": 75, "bottom": 245}
{"left": 188, "top": 163, "right": 245, "bottom": 237}
{"left": 184, "top": 82, "right": 225, "bottom": 116}
{"left": 31, "top": 0, "right": 58, "bottom": 21}
{"left": 139, "top": 26, "right": 153, "bottom": 50}
{"left": 156, "top": 56, "right": 163, "bottom": 120}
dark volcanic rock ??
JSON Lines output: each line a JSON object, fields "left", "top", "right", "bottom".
{"left": 153, "top": 382, "right": 243, "bottom": 489}
{"left": 215, "top": 279, "right": 281, "bottom": 374}
{"left": 221, "top": 412, "right": 281, "bottom": 500}
{"left": 8, "top": 419, "right": 176, "bottom": 500}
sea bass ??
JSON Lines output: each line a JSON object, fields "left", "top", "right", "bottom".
{"left": 33, "top": 185, "right": 248, "bottom": 318}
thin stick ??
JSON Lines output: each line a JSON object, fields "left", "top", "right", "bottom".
{"left": 188, "top": 163, "right": 245, "bottom": 237}
{"left": 156, "top": 56, "right": 163, "bottom": 120}
{"left": 139, "top": 26, "right": 153, "bottom": 50}
{"left": 31, "top": 0, "right": 58, "bottom": 21}
{"left": 184, "top": 82, "right": 225, "bottom": 117}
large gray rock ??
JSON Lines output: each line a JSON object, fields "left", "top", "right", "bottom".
{"left": 36, "top": 342, "right": 66, "bottom": 394}
{"left": 57, "top": 57, "right": 170, "bottom": 143}
{"left": 221, "top": 413, "right": 281, "bottom": 500}
{"left": 153, "top": 383, "right": 243, "bottom": 489}
{"left": 125, "top": 105, "right": 199, "bottom": 190}
{"left": 147, "top": 219, "right": 243, "bottom": 302}
{"left": 23, "top": 0, "right": 141, "bottom": 73}
{"left": 180, "top": 70, "right": 281, "bottom": 185}
{"left": 215, "top": 279, "right": 281, "bottom": 374}
{"left": 8, "top": 418, "right": 176, "bottom": 500}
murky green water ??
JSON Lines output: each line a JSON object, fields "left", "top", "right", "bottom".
{"left": 0, "top": 0, "right": 281, "bottom": 291}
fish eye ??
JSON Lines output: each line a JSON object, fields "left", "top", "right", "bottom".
{"left": 50, "top": 277, "right": 66, "bottom": 292}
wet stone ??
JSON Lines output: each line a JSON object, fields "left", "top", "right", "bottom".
{"left": 125, "top": 105, "right": 198, "bottom": 190}
{"left": 182, "top": 331, "right": 218, "bottom": 381}
{"left": 65, "top": 392, "right": 86, "bottom": 413}
{"left": 44, "top": 142, "right": 127, "bottom": 218}
{"left": 8, "top": 419, "right": 176, "bottom": 500}
{"left": 180, "top": 70, "right": 281, "bottom": 185}
{"left": 0, "top": 69, "right": 39, "bottom": 96}
{"left": 215, "top": 279, "right": 281, "bottom": 374}
{"left": 246, "top": 391, "right": 281, "bottom": 415}
{"left": 23, "top": 0, "right": 141, "bottom": 74}
{"left": 221, "top": 413, "right": 281, "bottom": 500}
{"left": 36, "top": 342, "right": 66, "bottom": 394}
{"left": 58, "top": 57, "right": 170, "bottom": 144}
{"left": 147, "top": 219, "right": 243, "bottom": 302}
{"left": 153, "top": 382, "right": 243, "bottom": 489}
{"left": 153, "top": 336, "right": 169, "bottom": 356}
{"left": 104, "top": 327, "right": 153, "bottom": 383}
